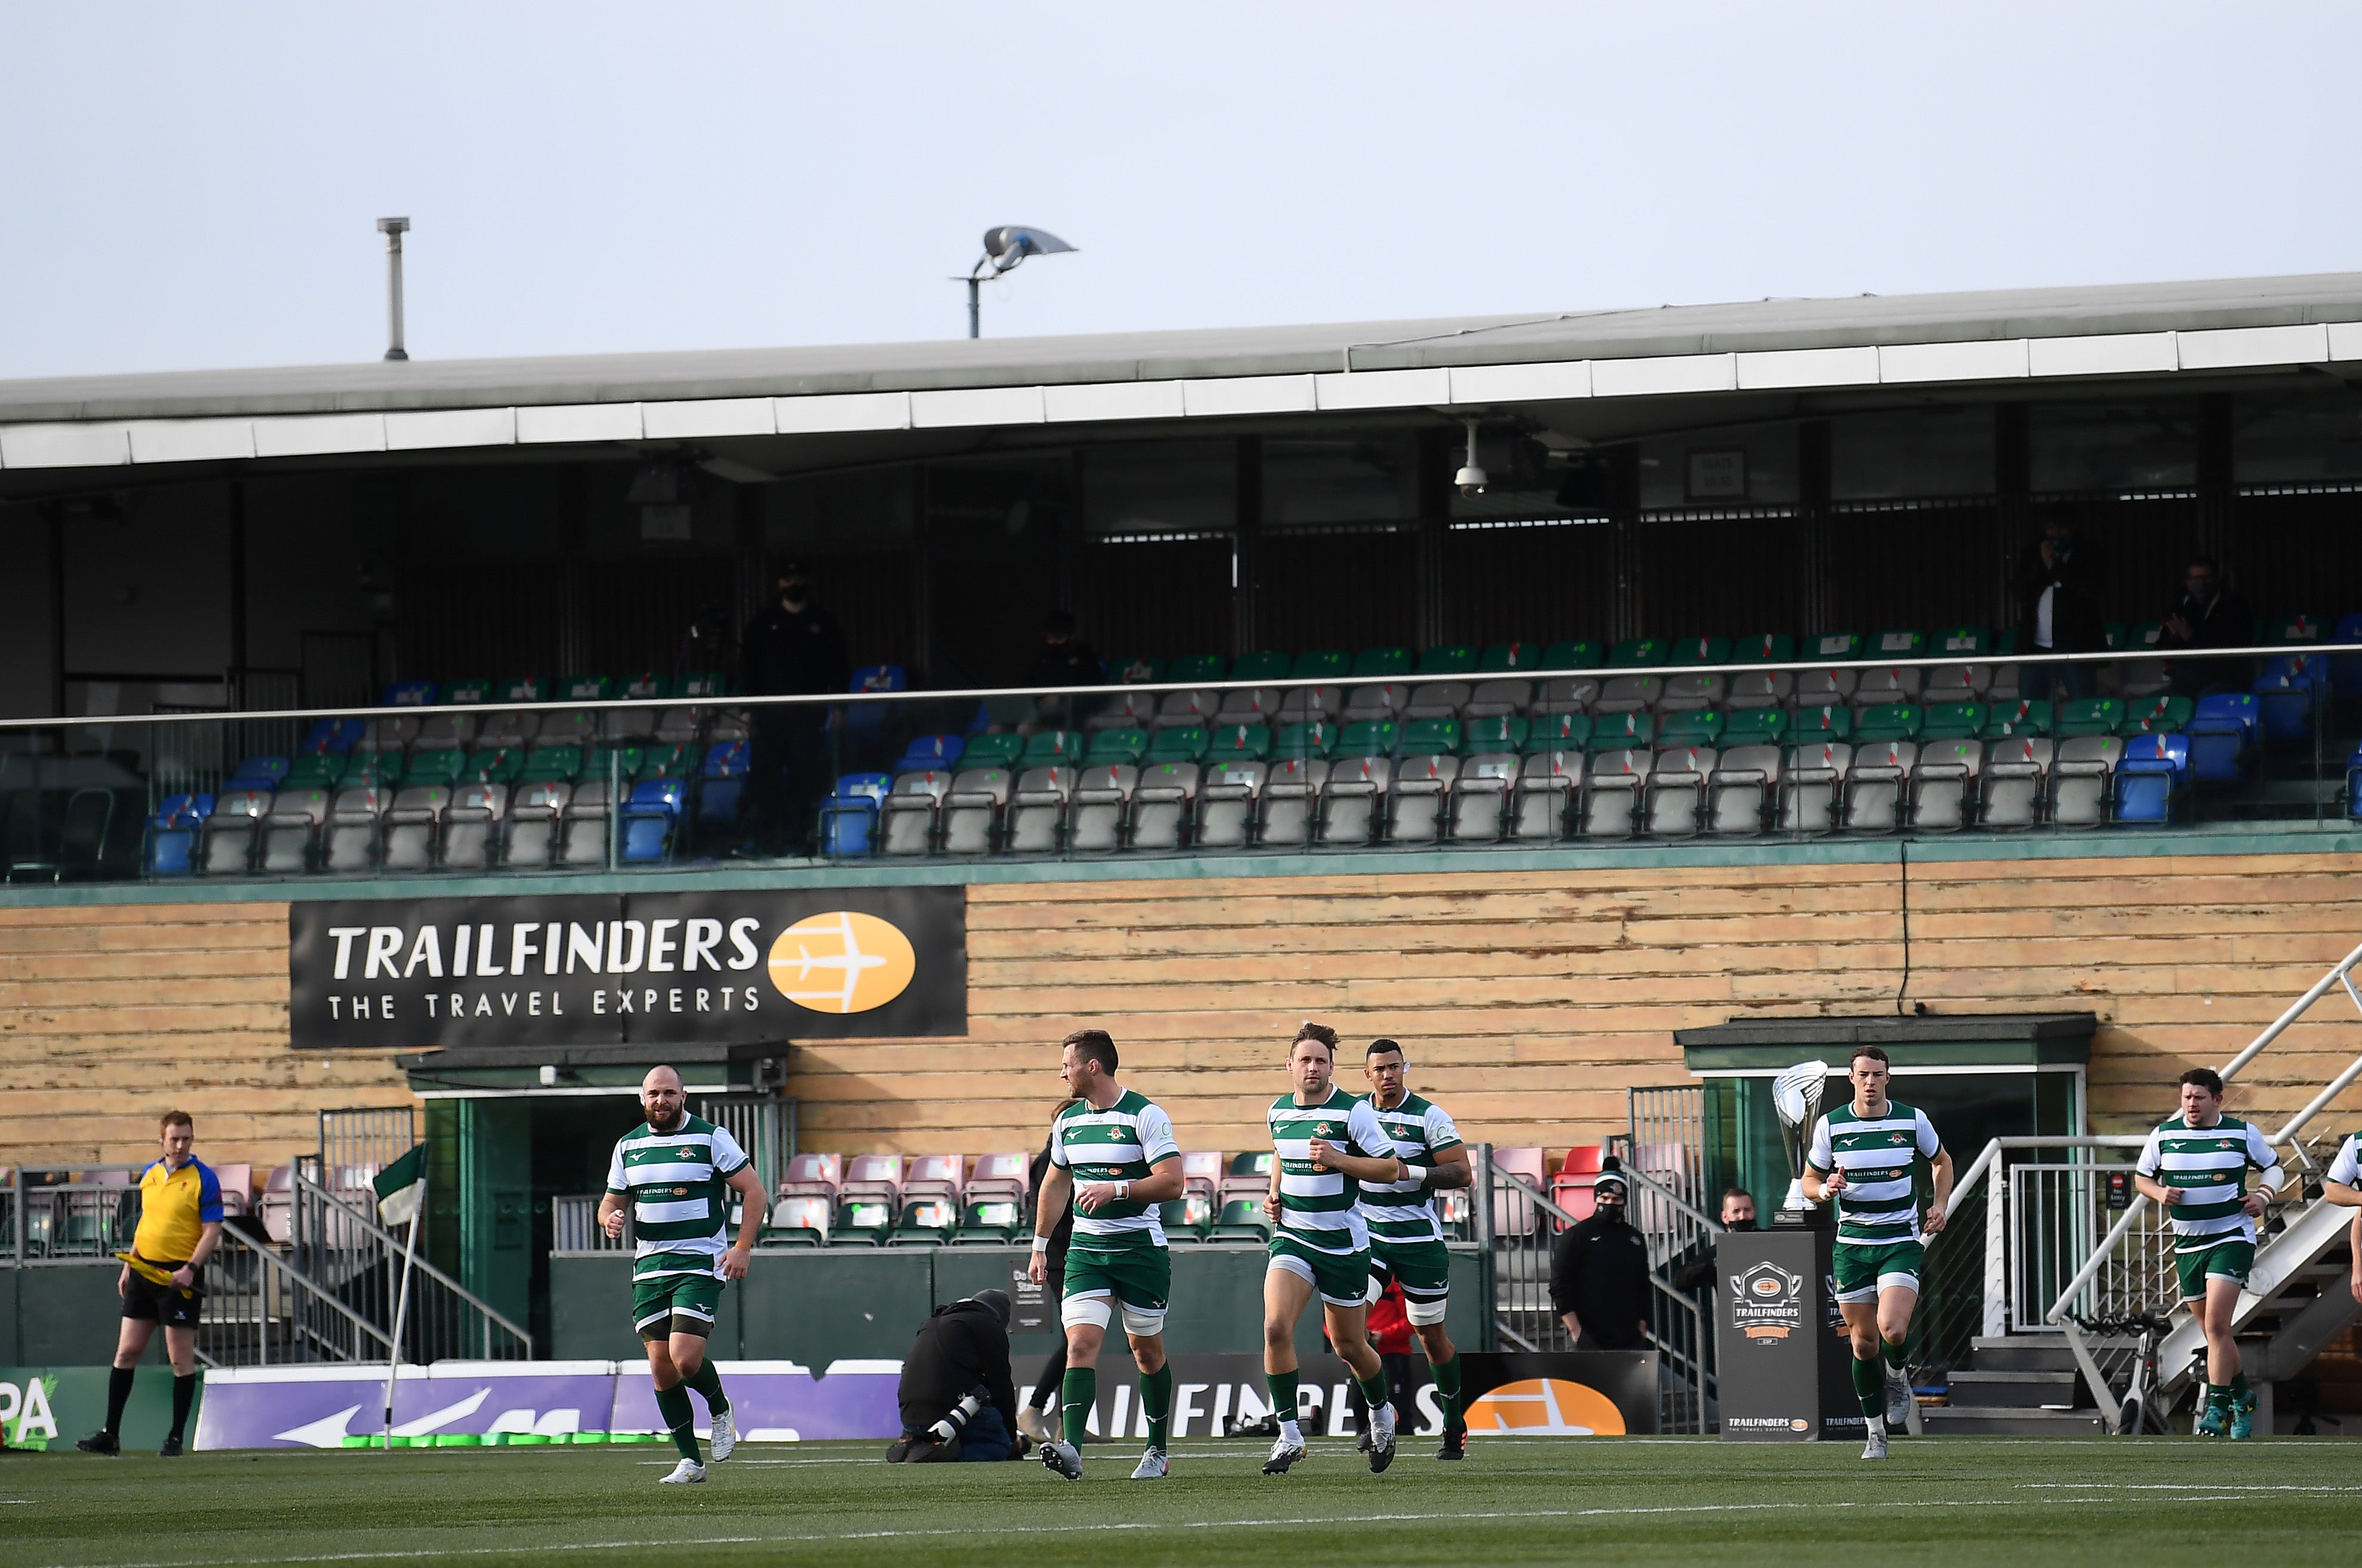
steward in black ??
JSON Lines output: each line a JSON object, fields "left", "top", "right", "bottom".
{"left": 1548, "top": 1164, "right": 1652, "bottom": 1350}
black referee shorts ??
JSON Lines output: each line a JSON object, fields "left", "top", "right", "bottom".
{"left": 123, "top": 1264, "right": 203, "bottom": 1330}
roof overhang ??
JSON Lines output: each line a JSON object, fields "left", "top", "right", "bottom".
{"left": 398, "top": 1039, "right": 790, "bottom": 1097}
{"left": 1674, "top": 1012, "right": 2098, "bottom": 1074}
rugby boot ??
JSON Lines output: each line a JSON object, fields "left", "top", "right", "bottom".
{"left": 1436, "top": 1427, "right": 1467, "bottom": 1461}
{"left": 2230, "top": 1389, "right": 2257, "bottom": 1441}
{"left": 1015, "top": 1406, "right": 1052, "bottom": 1445}
{"left": 1262, "top": 1435, "right": 1307, "bottom": 1474}
{"left": 1883, "top": 1366, "right": 1915, "bottom": 1430}
{"left": 75, "top": 1431, "right": 120, "bottom": 1456}
{"left": 1367, "top": 1402, "right": 1398, "bottom": 1474}
{"left": 159, "top": 1434, "right": 184, "bottom": 1458}
{"left": 2194, "top": 1403, "right": 2229, "bottom": 1438}
{"left": 658, "top": 1459, "right": 707, "bottom": 1484}
{"left": 1860, "top": 1424, "right": 1888, "bottom": 1460}
{"left": 1040, "top": 1439, "right": 1084, "bottom": 1481}
{"left": 1129, "top": 1449, "right": 1169, "bottom": 1479}
{"left": 708, "top": 1407, "right": 737, "bottom": 1462}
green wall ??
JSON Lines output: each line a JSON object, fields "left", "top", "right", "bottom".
{"left": 2, "top": 1264, "right": 131, "bottom": 1365}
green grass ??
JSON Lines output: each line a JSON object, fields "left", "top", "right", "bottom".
{"left": 6, "top": 1436, "right": 2361, "bottom": 1567}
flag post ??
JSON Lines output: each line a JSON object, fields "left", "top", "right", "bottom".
{"left": 382, "top": 1179, "right": 423, "bottom": 1453}
{"left": 371, "top": 1144, "right": 430, "bottom": 1453}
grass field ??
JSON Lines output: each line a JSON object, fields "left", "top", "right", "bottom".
{"left": 7, "top": 1436, "right": 2361, "bottom": 1568}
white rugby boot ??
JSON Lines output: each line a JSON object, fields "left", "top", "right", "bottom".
{"left": 1130, "top": 1449, "right": 1169, "bottom": 1479}
{"left": 1039, "top": 1439, "right": 1083, "bottom": 1481}
{"left": 1262, "top": 1434, "right": 1307, "bottom": 1474}
{"left": 1860, "top": 1417, "right": 1889, "bottom": 1461}
{"left": 1367, "top": 1402, "right": 1398, "bottom": 1474}
{"left": 660, "top": 1458, "right": 707, "bottom": 1484}
{"left": 1883, "top": 1366, "right": 1914, "bottom": 1430}
{"left": 708, "top": 1408, "right": 737, "bottom": 1462}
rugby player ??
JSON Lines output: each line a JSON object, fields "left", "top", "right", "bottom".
{"left": 1357, "top": 1037, "right": 1473, "bottom": 1459}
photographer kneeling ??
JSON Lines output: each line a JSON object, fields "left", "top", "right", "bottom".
{"left": 888, "top": 1289, "right": 1026, "bottom": 1462}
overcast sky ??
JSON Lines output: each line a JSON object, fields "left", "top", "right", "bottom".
{"left": 2, "top": 4, "right": 2356, "bottom": 380}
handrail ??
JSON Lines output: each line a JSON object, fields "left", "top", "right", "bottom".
{"left": 1948, "top": 1135, "right": 2151, "bottom": 1211}
{"left": 2216, "top": 938, "right": 2362, "bottom": 1083}
{"left": 1609, "top": 1163, "right": 1726, "bottom": 1235}
{"left": 293, "top": 1171, "right": 534, "bottom": 1352}
{"left": 216, "top": 1225, "right": 397, "bottom": 1361}
{"left": 0, "top": 639, "right": 2339, "bottom": 732}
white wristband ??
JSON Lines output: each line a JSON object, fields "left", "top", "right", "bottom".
{"left": 1030, "top": 1234, "right": 1050, "bottom": 1253}
{"left": 1404, "top": 1164, "right": 1429, "bottom": 1187}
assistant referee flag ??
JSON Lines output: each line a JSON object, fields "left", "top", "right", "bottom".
{"left": 374, "top": 1145, "right": 427, "bottom": 1228}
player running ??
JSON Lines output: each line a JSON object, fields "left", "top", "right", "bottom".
{"left": 1357, "top": 1037, "right": 1473, "bottom": 1459}
{"left": 1029, "top": 1029, "right": 1185, "bottom": 1483}
{"left": 1801, "top": 1045, "right": 1952, "bottom": 1461}
{"left": 598, "top": 1065, "right": 766, "bottom": 1484}
{"left": 2323, "top": 1126, "right": 2362, "bottom": 1335}
{"left": 2135, "top": 1067, "right": 2285, "bottom": 1439}
{"left": 1261, "top": 1021, "right": 1410, "bottom": 1476}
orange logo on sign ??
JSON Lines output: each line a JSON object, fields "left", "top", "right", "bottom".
{"left": 1462, "top": 1378, "right": 1627, "bottom": 1436}
{"left": 767, "top": 912, "right": 917, "bottom": 1015}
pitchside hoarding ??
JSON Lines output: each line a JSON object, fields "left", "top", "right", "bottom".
{"left": 288, "top": 887, "right": 964, "bottom": 1047}
{"left": 1714, "top": 1228, "right": 1862, "bottom": 1440}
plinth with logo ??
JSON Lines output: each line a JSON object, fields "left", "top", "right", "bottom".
{"left": 1714, "top": 1226, "right": 1860, "bottom": 1440}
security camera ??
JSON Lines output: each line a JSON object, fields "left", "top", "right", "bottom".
{"left": 1455, "top": 419, "right": 1488, "bottom": 495}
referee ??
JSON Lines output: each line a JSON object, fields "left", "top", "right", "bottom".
{"left": 77, "top": 1111, "right": 223, "bottom": 1457}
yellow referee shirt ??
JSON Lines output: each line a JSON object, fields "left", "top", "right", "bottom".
{"left": 134, "top": 1157, "right": 224, "bottom": 1264}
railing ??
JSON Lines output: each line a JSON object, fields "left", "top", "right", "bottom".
{"left": 284, "top": 1163, "right": 532, "bottom": 1363}
{"left": 0, "top": 638, "right": 2349, "bottom": 884}
{"left": 4, "top": 1170, "right": 142, "bottom": 1262}
{"left": 319, "top": 1107, "right": 419, "bottom": 1176}
{"left": 552, "top": 1194, "right": 630, "bottom": 1254}
{"left": 199, "top": 1223, "right": 397, "bottom": 1366}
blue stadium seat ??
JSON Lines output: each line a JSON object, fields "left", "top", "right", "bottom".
{"left": 846, "top": 664, "right": 908, "bottom": 741}
{"left": 819, "top": 773, "right": 891, "bottom": 855}
{"left": 698, "top": 740, "right": 750, "bottom": 825}
{"left": 2254, "top": 653, "right": 2326, "bottom": 743}
{"left": 300, "top": 717, "right": 366, "bottom": 753}
{"left": 2113, "top": 734, "right": 2188, "bottom": 825}
{"left": 896, "top": 734, "right": 965, "bottom": 771}
{"left": 145, "top": 794, "right": 214, "bottom": 877}
{"left": 227, "top": 755, "right": 291, "bottom": 790}
{"left": 380, "top": 680, "right": 437, "bottom": 706}
{"left": 2329, "top": 614, "right": 2362, "bottom": 708}
{"left": 619, "top": 779, "right": 686, "bottom": 862}
{"left": 2186, "top": 693, "right": 2259, "bottom": 783}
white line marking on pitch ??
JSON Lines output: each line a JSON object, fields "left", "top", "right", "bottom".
{"left": 32, "top": 1499, "right": 2037, "bottom": 1568}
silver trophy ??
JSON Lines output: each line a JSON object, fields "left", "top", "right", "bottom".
{"left": 1772, "top": 1059, "right": 1831, "bottom": 1222}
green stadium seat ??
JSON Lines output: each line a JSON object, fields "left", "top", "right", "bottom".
{"left": 1147, "top": 727, "right": 1210, "bottom": 763}
{"left": 676, "top": 671, "right": 729, "bottom": 698}
{"left": 618, "top": 671, "right": 668, "bottom": 701}
{"left": 1608, "top": 637, "right": 1668, "bottom": 668}
{"left": 2118, "top": 694, "right": 2194, "bottom": 736}
{"left": 520, "top": 744, "right": 581, "bottom": 782}
{"left": 762, "top": 1196, "right": 830, "bottom": 1246}
{"left": 636, "top": 743, "right": 699, "bottom": 779}
{"left": 2268, "top": 613, "right": 2325, "bottom": 645}
{"left": 1462, "top": 715, "right": 1529, "bottom": 754}
{"left": 2121, "top": 619, "right": 2166, "bottom": 651}
{"left": 1722, "top": 709, "right": 1788, "bottom": 746}
{"left": 1528, "top": 712, "right": 1592, "bottom": 751}
{"left": 583, "top": 744, "right": 643, "bottom": 781}
{"left": 1085, "top": 728, "right": 1148, "bottom": 764}
{"left": 1992, "top": 628, "right": 2018, "bottom": 655}
{"left": 1275, "top": 721, "right": 1336, "bottom": 758}
{"left": 1020, "top": 730, "right": 1087, "bottom": 768}
{"left": 951, "top": 1198, "right": 1024, "bottom": 1245}
{"left": 1168, "top": 653, "right": 1228, "bottom": 681}
{"left": 1540, "top": 640, "right": 1602, "bottom": 671}
{"left": 406, "top": 748, "right": 465, "bottom": 786}
{"left": 1290, "top": 650, "right": 1351, "bottom": 680}
{"left": 463, "top": 747, "right": 525, "bottom": 784}
{"left": 1853, "top": 704, "right": 1921, "bottom": 741}
{"left": 1658, "top": 709, "right": 1723, "bottom": 745}
{"left": 1793, "top": 704, "right": 1853, "bottom": 741}
{"left": 1417, "top": 646, "right": 1478, "bottom": 675}
{"left": 1920, "top": 703, "right": 1985, "bottom": 740}
{"left": 1732, "top": 633, "right": 1796, "bottom": 664}
{"left": 1206, "top": 724, "right": 1271, "bottom": 761}
{"left": 1231, "top": 651, "right": 1293, "bottom": 681}
{"left": 1478, "top": 642, "right": 1541, "bottom": 673}
{"left": 1336, "top": 720, "right": 1396, "bottom": 759}
{"left": 1209, "top": 1198, "right": 1271, "bottom": 1242}
{"left": 1805, "top": 633, "right": 1863, "bottom": 662}
{"left": 1107, "top": 654, "right": 1166, "bottom": 684}
{"left": 1980, "top": 699, "right": 2053, "bottom": 739}
{"left": 559, "top": 675, "right": 613, "bottom": 702}
{"left": 829, "top": 1198, "right": 893, "bottom": 1245}
{"left": 284, "top": 754, "right": 346, "bottom": 789}
{"left": 1588, "top": 711, "right": 1654, "bottom": 750}
{"left": 495, "top": 677, "right": 547, "bottom": 703}
{"left": 888, "top": 1198, "right": 959, "bottom": 1245}
{"left": 1157, "top": 1196, "right": 1213, "bottom": 1244}
{"left": 1400, "top": 718, "right": 1459, "bottom": 757}
{"left": 2054, "top": 698, "right": 2122, "bottom": 737}
{"left": 962, "top": 733, "right": 1024, "bottom": 770}
{"left": 1667, "top": 636, "right": 1731, "bottom": 666}
{"left": 444, "top": 678, "right": 493, "bottom": 705}
{"left": 1870, "top": 630, "right": 1926, "bottom": 659}
{"left": 1351, "top": 647, "right": 1413, "bottom": 678}
{"left": 1933, "top": 627, "right": 1990, "bottom": 657}
{"left": 1227, "top": 1151, "right": 1274, "bottom": 1179}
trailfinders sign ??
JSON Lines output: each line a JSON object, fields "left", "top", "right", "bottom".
{"left": 288, "top": 888, "right": 964, "bottom": 1048}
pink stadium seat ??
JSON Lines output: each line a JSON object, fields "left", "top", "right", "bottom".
{"left": 964, "top": 1152, "right": 1029, "bottom": 1203}
{"left": 1491, "top": 1145, "right": 1547, "bottom": 1237}
{"left": 841, "top": 1154, "right": 903, "bottom": 1203}
{"left": 212, "top": 1162, "right": 254, "bottom": 1219}
{"left": 903, "top": 1154, "right": 964, "bottom": 1204}
{"left": 778, "top": 1152, "right": 843, "bottom": 1203}
{"left": 767, "top": 1195, "right": 831, "bottom": 1241}
{"left": 259, "top": 1163, "right": 295, "bottom": 1244}
{"left": 1181, "top": 1152, "right": 1225, "bottom": 1203}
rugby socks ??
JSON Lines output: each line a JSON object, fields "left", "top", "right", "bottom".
{"left": 1881, "top": 1337, "right": 1908, "bottom": 1374}
{"left": 1139, "top": 1364, "right": 1174, "bottom": 1452}
{"left": 1850, "top": 1352, "right": 1883, "bottom": 1418}
{"left": 1431, "top": 1353, "right": 1465, "bottom": 1432}
{"left": 683, "top": 1358, "right": 729, "bottom": 1416}
{"left": 169, "top": 1372, "right": 197, "bottom": 1442}
{"left": 1060, "top": 1367, "right": 1095, "bottom": 1448}
{"left": 2231, "top": 1371, "right": 2251, "bottom": 1401}
{"left": 654, "top": 1382, "right": 701, "bottom": 1463}
{"left": 1355, "top": 1369, "right": 1392, "bottom": 1421}
{"left": 1266, "top": 1369, "right": 1302, "bottom": 1445}
{"left": 102, "top": 1365, "right": 135, "bottom": 1437}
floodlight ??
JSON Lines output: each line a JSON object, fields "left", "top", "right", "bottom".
{"left": 961, "top": 225, "right": 1078, "bottom": 337}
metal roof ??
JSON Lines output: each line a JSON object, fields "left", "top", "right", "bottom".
{"left": 7, "top": 271, "right": 2362, "bottom": 424}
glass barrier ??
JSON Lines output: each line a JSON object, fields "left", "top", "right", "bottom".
{"left": 0, "top": 641, "right": 2351, "bottom": 885}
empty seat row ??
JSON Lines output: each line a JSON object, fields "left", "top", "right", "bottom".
{"left": 380, "top": 673, "right": 730, "bottom": 708}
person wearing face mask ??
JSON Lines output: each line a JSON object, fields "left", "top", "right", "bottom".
{"left": 1670, "top": 1187, "right": 1759, "bottom": 1296}
{"left": 2157, "top": 556, "right": 2254, "bottom": 699}
{"left": 737, "top": 562, "right": 850, "bottom": 856}
{"left": 2012, "top": 519, "right": 2107, "bottom": 704}
{"left": 1547, "top": 1158, "right": 1651, "bottom": 1352}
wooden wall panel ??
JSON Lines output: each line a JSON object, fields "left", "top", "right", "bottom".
{"left": 7, "top": 850, "right": 2362, "bottom": 1177}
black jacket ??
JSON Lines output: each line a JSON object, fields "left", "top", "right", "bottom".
{"left": 1549, "top": 1215, "right": 1652, "bottom": 1350}
{"left": 897, "top": 1299, "right": 1017, "bottom": 1432}
{"left": 2157, "top": 587, "right": 2253, "bottom": 654}
{"left": 1669, "top": 1223, "right": 1756, "bottom": 1294}
{"left": 2012, "top": 538, "right": 2107, "bottom": 655}
{"left": 740, "top": 602, "right": 850, "bottom": 699}
{"left": 1028, "top": 1141, "right": 1075, "bottom": 1278}
{"left": 1021, "top": 639, "right": 1103, "bottom": 691}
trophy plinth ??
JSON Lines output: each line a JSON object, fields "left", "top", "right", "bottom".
{"left": 1772, "top": 1059, "right": 1831, "bottom": 1228}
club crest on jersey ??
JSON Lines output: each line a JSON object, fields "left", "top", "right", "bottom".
{"left": 1889, "top": 1133, "right": 1909, "bottom": 1145}
{"left": 1317, "top": 1124, "right": 1334, "bottom": 1136}
{"left": 2218, "top": 1139, "right": 2236, "bottom": 1150}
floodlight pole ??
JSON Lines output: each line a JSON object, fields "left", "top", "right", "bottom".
{"left": 377, "top": 216, "right": 411, "bottom": 362}
{"left": 968, "top": 275, "right": 982, "bottom": 340}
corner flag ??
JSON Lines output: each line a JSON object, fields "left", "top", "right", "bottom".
{"left": 373, "top": 1145, "right": 427, "bottom": 1228}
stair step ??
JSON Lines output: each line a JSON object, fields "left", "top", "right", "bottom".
{"left": 1964, "top": 1336, "right": 2082, "bottom": 1371}
{"left": 1946, "top": 1368, "right": 2088, "bottom": 1409}
{"left": 1923, "top": 1406, "right": 2110, "bottom": 1437}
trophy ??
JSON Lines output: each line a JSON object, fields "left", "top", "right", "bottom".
{"left": 1772, "top": 1059, "right": 1831, "bottom": 1226}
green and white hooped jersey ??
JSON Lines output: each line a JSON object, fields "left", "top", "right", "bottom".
{"left": 1050, "top": 1088, "right": 1180, "bottom": 1250}
{"left": 2327, "top": 1132, "right": 2362, "bottom": 1190}
{"left": 2135, "top": 1114, "right": 2281, "bottom": 1252}
{"left": 605, "top": 1114, "right": 750, "bottom": 1281}
{"left": 1270, "top": 1088, "right": 1397, "bottom": 1256}
{"left": 1355, "top": 1091, "right": 1462, "bottom": 1244}
{"left": 1806, "top": 1101, "right": 1942, "bottom": 1245}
